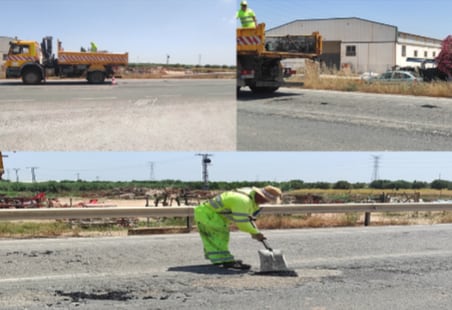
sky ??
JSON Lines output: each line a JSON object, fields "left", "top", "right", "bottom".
{"left": 0, "top": 0, "right": 236, "bottom": 66}
{"left": 247, "top": 0, "right": 452, "bottom": 40}
{"left": 2, "top": 0, "right": 451, "bottom": 67}
{"left": 2, "top": 152, "right": 452, "bottom": 183}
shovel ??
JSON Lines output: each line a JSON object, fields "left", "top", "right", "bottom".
{"left": 257, "top": 239, "right": 290, "bottom": 273}
{"left": 251, "top": 219, "right": 291, "bottom": 273}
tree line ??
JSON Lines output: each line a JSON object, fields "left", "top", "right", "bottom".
{"left": 1, "top": 179, "right": 452, "bottom": 194}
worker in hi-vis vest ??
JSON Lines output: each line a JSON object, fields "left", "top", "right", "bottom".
{"left": 236, "top": 0, "right": 257, "bottom": 28}
{"left": 194, "top": 185, "right": 282, "bottom": 270}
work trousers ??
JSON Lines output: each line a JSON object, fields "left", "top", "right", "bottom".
{"left": 194, "top": 204, "right": 235, "bottom": 264}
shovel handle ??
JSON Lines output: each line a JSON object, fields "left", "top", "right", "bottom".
{"left": 261, "top": 239, "right": 273, "bottom": 251}
{"left": 250, "top": 218, "right": 273, "bottom": 251}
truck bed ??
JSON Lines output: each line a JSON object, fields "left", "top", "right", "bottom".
{"left": 58, "top": 51, "right": 128, "bottom": 65}
{"left": 237, "top": 23, "right": 322, "bottom": 59}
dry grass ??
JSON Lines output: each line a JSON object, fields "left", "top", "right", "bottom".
{"left": 293, "top": 61, "right": 452, "bottom": 98}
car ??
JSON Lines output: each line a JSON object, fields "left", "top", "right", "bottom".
{"left": 369, "top": 70, "right": 422, "bottom": 83}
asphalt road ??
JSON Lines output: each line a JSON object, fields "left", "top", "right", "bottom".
{"left": 0, "top": 79, "right": 235, "bottom": 151}
{"left": 2, "top": 224, "right": 452, "bottom": 309}
{"left": 238, "top": 87, "right": 452, "bottom": 150}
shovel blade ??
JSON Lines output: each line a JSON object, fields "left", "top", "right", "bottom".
{"left": 258, "top": 248, "right": 289, "bottom": 272}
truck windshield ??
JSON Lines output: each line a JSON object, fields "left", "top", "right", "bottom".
{"left": 10, "top": 44, "right": 29, "bottom": 55}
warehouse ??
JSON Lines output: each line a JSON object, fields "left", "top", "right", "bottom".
{"left": 0, "top": 36, "right": 14, "bottom": 74}
{"left": 266, "top": 17, "right": 442, "bottom": 74}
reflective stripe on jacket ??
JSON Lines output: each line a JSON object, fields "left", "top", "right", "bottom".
{"left": 205, "top": 189, "right": 260, "bottom": 234}
{"left": 236, "top": 9, "right": 256, "bottom": 28}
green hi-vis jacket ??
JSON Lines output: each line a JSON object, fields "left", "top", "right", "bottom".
{"left": 236, "top": 9, "right": 256, "bottom": 28}
{"left": 205, "top": 188, "right": 261, "bottom": 234}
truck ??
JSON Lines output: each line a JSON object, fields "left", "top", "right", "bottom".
{"left": 3, "top": 36, "right": 128, "bottom": 84}
{"left": 237, "top": 23, "right": 322, "bottom": 93}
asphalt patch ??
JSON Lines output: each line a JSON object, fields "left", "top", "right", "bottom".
{"left": 55, "top": 290, "right": 133, "bottom": 302}
{"left": 250, "top": 270, "right": 298, "bottom": 277}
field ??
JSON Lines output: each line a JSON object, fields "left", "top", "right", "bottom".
{"left": 2, "top": 187, "right": 452, "bottom": 239}
{"left": 288, "top": 61, "right": 452, "bottom": 98}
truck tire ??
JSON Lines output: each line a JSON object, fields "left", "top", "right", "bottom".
{"left": 22, "top": 68, "right": 42, "bottom": 85}
{"left": 87, "top": 71, "right": 105, "bottom": 84}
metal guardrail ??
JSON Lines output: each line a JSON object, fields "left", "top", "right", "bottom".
{"left": 1, "top": 203, "right": 452, "bottom": 223}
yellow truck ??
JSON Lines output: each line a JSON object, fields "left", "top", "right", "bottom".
{"left": 237, "top": 23, "right": 322, "bottom": 93}
{"left": 3, "top": 36, "right": 128, "bottom": 84}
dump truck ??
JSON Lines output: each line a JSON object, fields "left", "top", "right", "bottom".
{"left": 3, "top": 36, "right": 128, "bottom": 84}
{"left": 237, "top": 23, "right": 322, "bottom": 93}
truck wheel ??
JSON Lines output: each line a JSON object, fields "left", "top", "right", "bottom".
{"left": 87, "top": 71, "right": 105, "bottom": 84}
{"left": 22, "top": 68, "right": 42, "bottom": 85}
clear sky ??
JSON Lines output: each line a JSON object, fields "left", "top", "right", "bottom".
{"left": 1, "top": 0, "right": 236, "bottom": 66}
{"left": 2, "top": 152, "right": 452, "bottom": 183}
{"left": 243, "top": 0, "right": 452, "bottom": 40}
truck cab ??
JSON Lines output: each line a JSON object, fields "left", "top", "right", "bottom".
{"left": 5, "top": 40, "right": 44, "bottom": 84}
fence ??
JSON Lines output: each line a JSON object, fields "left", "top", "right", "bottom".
{"left": 1, "top": 202, "right": 452, "bottom": 228}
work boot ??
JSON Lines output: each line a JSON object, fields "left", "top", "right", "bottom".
{"left": 216, "top": 260, "right": 251, "bottom": 270}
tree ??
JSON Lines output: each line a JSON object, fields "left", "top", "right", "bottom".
{"left": 333, "top": 180, "right": 352, "bottom": 190}
{"left": 436, "top": 35, "right": 452, "bottom": 79}
{"left": 431, "top": 179, "right": 451, "bottom": 190}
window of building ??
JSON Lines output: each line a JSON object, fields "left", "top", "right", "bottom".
{"left": 346, "top": 45, "right": 356, "bottom": 57}
{"left": 424, "top": 51, "right": 428, "bottom": 58}
{"left": 433, "top": 51, "right": 436, "bottom": 57}
{"left": 402, "top": 45, "right": 406, "bottom": 57}
{"left": 414, "top": 50, "right": 418, "bottom": 57}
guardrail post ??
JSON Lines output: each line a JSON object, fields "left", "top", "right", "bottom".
{"left": 364, "top": 212, "right": 371, "bottom": 226}
{"left": 186, "top": 216, "right": 192, "bottom": 231}
{"left": 145, "top": 195, "right": 149, "bottom": 207}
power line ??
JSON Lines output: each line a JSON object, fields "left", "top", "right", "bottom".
{"left": 148, "top": 161, "right": 155, "bottom": 181}
{"left": 13, "top": 168, "right": 20, "bottom": 182}
{"left": 372, "top": 155, "right": 381, "bottom": 182}
{"left": 196, "top": 154, "right": 213, "bottom": 189}
{"left": 27, "top": 166, "right": 39, "bottom": 183}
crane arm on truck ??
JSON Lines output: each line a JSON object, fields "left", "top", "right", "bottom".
{"left": 237, "top": 23, "right": 322, "bottom": 94}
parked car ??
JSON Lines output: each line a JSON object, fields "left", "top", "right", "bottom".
{"left": 369, "top": 70, "right": 422, "bottom": 83}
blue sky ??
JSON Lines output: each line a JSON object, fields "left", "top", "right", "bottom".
{"left": 3, "top": 0, "right": 450, "bottom": 67}
{"left": 2, "top": 152, "right": 452, "bottom": 183}
{"left": 243, "top": 0, "right": 451, "bottom": 40}
{"left": 1, "top": 0, "right": 236, "bottom": 65}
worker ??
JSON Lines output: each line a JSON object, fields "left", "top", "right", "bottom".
{"left": 236, "top": 0, "right": 257, "bottom": 28}
{"left": 90, "top": 41, "right": 97, "bottom": 52}
{"left": 194, "top": 185, "right": 282, "bottom": 270}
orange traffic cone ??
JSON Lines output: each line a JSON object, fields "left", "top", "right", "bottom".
{"left": 112, "top": 76, "right": 117, "bottom": 85}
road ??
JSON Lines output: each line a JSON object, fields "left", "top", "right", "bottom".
{"left": 0, "top": 79, "right": 235, "bottom": 151}
{"left": 1, "top": 224, "right": 452, "bottom": 309}
{"left": 238, "top": 87, "right": 452, "bottom": 150}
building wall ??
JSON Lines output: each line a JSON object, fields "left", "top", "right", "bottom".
{"left": 267, "top": 18, "right": 441, "bottom": 74}
{"left": 0, "top": 36, "right": 13, "bottom": 74}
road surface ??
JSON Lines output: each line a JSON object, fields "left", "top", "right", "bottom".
{"left": 238, "top": 87, "right": 452, "bottom": 150}
{"left": 1, "top": 224, "right": 452, "bottom": 309}
{"left": 0, "top": 79, "right": 235, "bottom": 151}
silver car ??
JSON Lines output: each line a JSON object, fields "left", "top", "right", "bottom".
{"left": 372, "top": 70, "right": 422, "bottom": 83}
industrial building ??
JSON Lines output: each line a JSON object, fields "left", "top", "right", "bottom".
{"left": 0, "top": 36, "right": 14, "bottom": 74}
{"left": 266, "top": 17, "right": 443, "bottom": 74}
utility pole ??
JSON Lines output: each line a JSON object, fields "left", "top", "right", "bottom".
{"left": 196, "top": 154, "right": 213, "bottom": 190}
{"left": 166, "top": 54, "right": 170, "bottom": 65}
{"left": 27, "top": 166, "right": 39, "bottom": 183}
{"left": 13, "top": 168, "right": 20, "bottom": 182}
{"left": 371, "top": 155, "right": 381, "bottom": 182}
{"left": 148, "top": 161, "right": 155, "bottom": 181}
